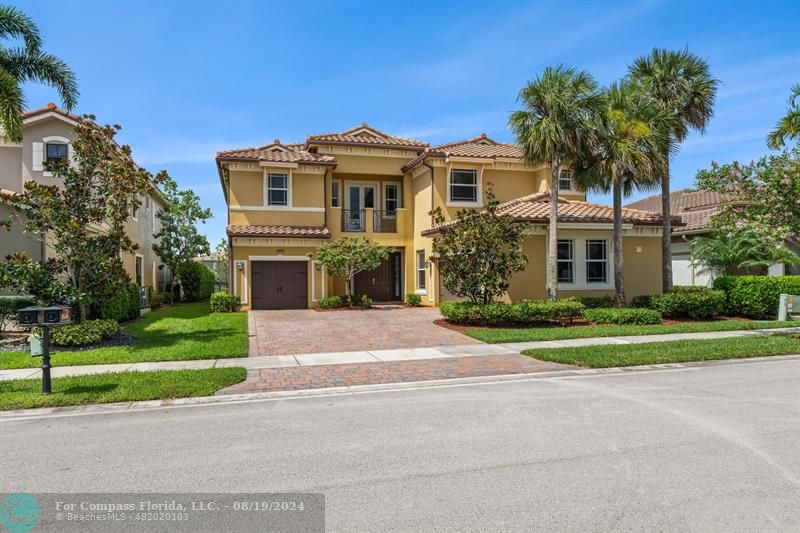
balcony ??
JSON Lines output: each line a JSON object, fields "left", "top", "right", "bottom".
{"left": 341, "top": 209, "right": 398, "bottom": 233}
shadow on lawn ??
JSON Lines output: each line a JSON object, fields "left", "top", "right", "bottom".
{"left": 61, "top": 383, "right": 118, "bottom": 394}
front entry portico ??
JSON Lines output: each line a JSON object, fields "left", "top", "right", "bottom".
{"left": 354, "top": 251, "right": 403, "bottom": 301}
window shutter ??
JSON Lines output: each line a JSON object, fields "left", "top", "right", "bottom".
{"left": 68, "top": 144, "right": 75, "bottom": 166}
{"left": 32, "top": 142, "right": 43, "bottom": 171}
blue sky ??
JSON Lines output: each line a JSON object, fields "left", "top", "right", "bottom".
{"left": 14, "top": 0, "right": 800, "bottom": 244}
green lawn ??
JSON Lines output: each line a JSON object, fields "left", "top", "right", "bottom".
{"left": 0, "top": 303, "right": 248, "bottom": 369}
{"left": 523, "top": 334, "right": 800, "bottom": 368}
{"left": 465, "top": 320, "right": 797, "bottom": 343}
{"left": 0, "top": 368, "right": 246, "bottom": 410}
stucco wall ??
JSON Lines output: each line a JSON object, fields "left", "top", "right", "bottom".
{"left": 0, "top": 145, "right": 22, "bottom": 192}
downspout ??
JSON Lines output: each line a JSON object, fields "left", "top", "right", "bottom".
{"left": 323, "top": 167, "right": 329, "bottom": 227}
{"left": 423, "top": 160, "right": 435, "bottom": 225}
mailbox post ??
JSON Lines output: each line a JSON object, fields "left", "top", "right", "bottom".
{"left": 18, "top": 306, "right": 72, "bottom": 395}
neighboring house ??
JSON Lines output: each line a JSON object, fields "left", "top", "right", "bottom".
{"left": 626, "top": 189, "right": 800, "bottom": 286}
{"left": 217, "top": 124, "right": 671, "bottom": 310}
{"left": 194, "top": 252, "right": 227, "bottom": 283}
{"left": 0, "top": 103, "right": 169, "bottom": 293}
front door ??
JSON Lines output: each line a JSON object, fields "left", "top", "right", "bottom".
{"left": 354, "top": 251, "right": 402, "bottom": 301}
{"left": 345, "top": 184, "right": 377, "bottom": 231}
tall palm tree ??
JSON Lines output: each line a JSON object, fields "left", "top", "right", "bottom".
{"left": 575, "top": 81, "right": 669, "bottom": 306}
{"left": 0, "top": 5, "right": 78, "bottom": 142}
{"left": 767, "top": 83, "right": 800, "bottom": 150}
{"left": 509, "top": 65, "right": 603, "bottom": 301}
{"left": 629, "top": 48, "right": 717, "bottom": 293}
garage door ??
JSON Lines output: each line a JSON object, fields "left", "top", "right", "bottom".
{"left": 251, "top": 261, "right": 308, "bottom": 310}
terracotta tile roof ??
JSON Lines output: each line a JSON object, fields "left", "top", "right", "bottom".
{"left": 626, "top": 189, "right": 727, "bottom": 235}
{"left": 307, "top": 123, "right": 428, "bottom": 149}
{"left": 23, "top": 102, "right": 82, "bottom": 123}
{"left": 422, "top": 193, "right": 678, "bottom": 236}
{"left": 401, "top": 134, "right": 529, "bottom": 172}
{"left": 217, "top": 140, "right": 336, "bottom": 166}
{"left": 226, "top": 225, "right": 331, "bottom": 239}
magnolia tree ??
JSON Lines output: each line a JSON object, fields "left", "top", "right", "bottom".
{"left": 0, "top": 116, "right": 159, "bottom": 320}
{"left": 317, "top": 237, "right": 389, "bottom": 303}
{"left": 431, "top": 189, "right": 528, "bottom": 304}
{"left": 696, "top": 148, "right": 800, "bottom": 243}
{"left": 152, "top": 175, "right": 212, "bottom": 288}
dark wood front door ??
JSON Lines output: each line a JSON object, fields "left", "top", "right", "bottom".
{"left": 251, "top": 261, "right": 308, "bottom": 310}
{"left": 354, "top": 252, "right": 401, "bottom": 301}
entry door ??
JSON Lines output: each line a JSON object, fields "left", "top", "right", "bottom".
{"left": 345, "top": 184, "right": 377, "bottom": 231}
{"left": 354, "top": 251, "right": 401, "bottom": 301}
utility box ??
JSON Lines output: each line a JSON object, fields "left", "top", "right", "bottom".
{"left": 777, "top": 294, "right": 800, "bottom": 321}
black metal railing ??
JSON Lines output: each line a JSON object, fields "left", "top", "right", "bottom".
{"left": 342, "top": 209, "right": 365, "bottom": 232}
{"left": 342, "top": 209, "right": 398, "bottom": 233}
{"left": 373, "top": 210, "right": 397, "bottom": 233}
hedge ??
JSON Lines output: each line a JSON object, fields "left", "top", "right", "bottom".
{"left": 714, "top": 275, "right": 800, "bottom": 318}
{"left": 582, "top": 307, "right": 662, "bottom": 325}
{"left": 47, "top": 319, "right": 122, "bottom": 347}
{"left": 99, "top": 283, "right": 140, "bottom": 322}
{"left": 0, "top": 296, "right": 36, "bottom": 331}
{"left": 210, "top": 292, "right": 241, "bottom": 313}
{"left": 178, "top": 262, "right": 217, "bottom": 303}
{"left": 405, "top": 293, "right": 422, "bottom": 306}
{"left": 579, "top": 296, "right": 614, "bottom": 309}
{"left": 440, "top": 299, "right": 585, "bottom": 325}
{"left": 632, "top": 287, "right": 725, "bottom": 320}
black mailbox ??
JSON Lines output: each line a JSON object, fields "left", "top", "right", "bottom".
{"left": 18, "top": 307, "right": 40, "bottom": 326}
{"left": 17, "top": 305, "right": 72, "bottom": 327}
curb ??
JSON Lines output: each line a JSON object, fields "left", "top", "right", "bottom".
{"left": 1, "top": 354, "right": 798, "bottom": 421}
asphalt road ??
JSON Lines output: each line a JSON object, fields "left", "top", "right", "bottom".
{"left": 1, "top": 358, "right": 799, "bottom": 532}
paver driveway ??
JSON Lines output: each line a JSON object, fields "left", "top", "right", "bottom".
{"left": 249, "top": 307, "right": 480, "bottom": 356}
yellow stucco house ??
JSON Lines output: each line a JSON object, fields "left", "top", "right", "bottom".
{"left": 216, "top": 124, "right": 667, "bottom": 310}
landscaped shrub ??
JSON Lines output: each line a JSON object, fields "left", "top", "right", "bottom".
{"left": 49, "top": 319, "right": 122, "bottom": 347}
{"left": 357, "top": 295, "right": 373, "bottom": 308}
{"left": 440, "top": 299, "right": 585, "bottom": 325}
{"left": 579, "top": 295, "right": 614, "bottom": 309}
{"left": 178, "top": 262, "right": 217, "bottom": 302}
{"left": 405, "top": 293, "right": 422, "bottom": 306}
{"left": 652, "top": 288, "right": 725, "bottom": 320}
{"left": 714, "top": 275, "right": 800, "bottom": 318}
{"left": 0, "top": 296, "right": 36, "bottom": 331}
{"left": 99, "top": 283, "right": 140, "bottom": 322}
{"left": 318, "top": 295, "right": 346, "bottom": 309}
{"left": 582, "top": 307, "right": 662, "bottom": 325}
{"left": 210, "top": 292, "right": 241, "bottom": 313}
{"left": 630, "top": 294, "right": 656, "bottom": 309}
{"left": 150, "top": 292, "right": 164, "bottom": 310}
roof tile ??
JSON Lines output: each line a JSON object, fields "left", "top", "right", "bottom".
{"left": 226, "top": 225, "right": 331, "bottom": 239}
{"left": 307, "top": 123, "right": 428, "bottom": 149}
{"left": 217, "top": 142, "right": 336, "bottom": 165}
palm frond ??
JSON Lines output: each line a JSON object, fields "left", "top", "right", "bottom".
{"left": 766, "top": 83, "right": 800, "bottom": 150}
{"left": 0, "top": 5, "right": 42, "bottom": 51}
{"left": 0, "top": 66, "right": 24, "bottom": 142}
{"left": 0, "top": 47, "right": 79, "bottom": 109}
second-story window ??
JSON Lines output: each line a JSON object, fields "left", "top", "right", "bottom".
{"left": 267, "top": 173, "right": 289, "bottom": 206}
{"left": 385, "top": 184, "right": 399, "bottom": 213}
{"left": 46, "top": 142, "right": 68, "bottom": 163}
{"left": 558, "top": 170, "right": 573, "bottom": 191}
{"left": 331, "top": 181, "right": 340, "bottom": 208}
{"left": 449, "top": 169, "right": 478, "bottom": 203}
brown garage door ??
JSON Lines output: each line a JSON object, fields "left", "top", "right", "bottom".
{"left": 251, "top": 261, "right": 308, "bottom": 310}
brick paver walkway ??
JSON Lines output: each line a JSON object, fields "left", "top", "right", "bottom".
{"left": 218, "top": 354, "right": 571, "bottom": 394}
{"left": 249, "top": 307, "right": 480, "bottom": 356}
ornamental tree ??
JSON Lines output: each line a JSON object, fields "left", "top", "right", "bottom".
{"left": 152, "top": 175, "right": 212, "bottom": 288}
{"left": 431, "top": 188, "right": 528, "bottom": 304}
{"left": 695, "top": 148, "right": 800, "bottom": 242}
{"left": 690, "top": 226, "right": 799, "bottom": 277}
{"left": 317, "top": 237, "right": 389, "bottom": 303}
{"left": 0, "top": 116, "right": 160, "bottom": 320}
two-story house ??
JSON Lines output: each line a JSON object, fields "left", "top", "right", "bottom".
{"left": 0, "top": 103, "right": 169, "bottom": 292}
{"left": 217, "top": 124, "right": 668, "bottom": 310}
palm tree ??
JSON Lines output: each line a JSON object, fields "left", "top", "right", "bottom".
{"left": 509, "top": 65, "right": 603, "bottom": 301}
{"left": 0, "top": 5, "right": 78, "bottom": 142}
{"left": 767, "top": 83, "right": 800, "bottom": 150}
{"left": 575, "top": 82, "right": 669, "bottom": 306}
{"left": 629, "top": 48, "right": 718, "bottom": 293}
{"left": 691, "top": 227, "right": 799, "bottom": 277}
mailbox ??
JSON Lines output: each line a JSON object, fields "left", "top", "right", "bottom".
{"left": 17, "top": 305, "right": 71, "bottom": 327}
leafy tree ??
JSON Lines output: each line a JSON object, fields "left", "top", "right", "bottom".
{"left": 575, "top": 81, "right": 669, "bottom": 306}
{"left": 430, "top": 188, "right": 528, "bottom": 304}
{"left": 317, "top": 237, "right": 389, "bottom": 303}
{"left": 152, "top": 175, "right": 212, "bottom": 288}
{"left": 0, "top": 116, "right": 158, "bottom": 320}
{"left": 629, "top": 48, "right": 718, "bottom": 292}
{"left": 0, "top": 5, "right": 79, "bottom": 142}
{"left": 0, "top": 253, "right": 69, "bottom": 304}
{"left": 691, "top": 226, "right": 799, "bottom": 277}
{"left": 214, "top": 237, "right": 228, "bottom": 283}
{"left": 696, "top": 148, "right": 800, "bottom": 242}
{"left": 509, "top": 64, "right": 603, "bottom": 300}
{"left": 767, "top": 83, "right": 800, "bottom": 150}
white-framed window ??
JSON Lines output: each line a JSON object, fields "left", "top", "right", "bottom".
{"left": 135, "top": 255, "right": 143, "bottom": 287}
{"left": 45, "top": 142, "right": 68, "bottom": 163}
{"left": 384, "top": 183, "right": 399, "bottom": 213}
{"left": 559, "top": 170, "right": 573, "bottom": 191}
{"left": 557, "top": 239, "right": 574, "bottom": 283}
{"left": 586, "top": 239, "right": 608, "bottom": 283}
{"left": 449, "top": 168, "right": 479, "bottom": 204}
{"left": 331, "top": 181, "right": 340, "bottom": 208}
{"left": 416, "top": 250, "right": 427, "bottom": 290}
{"left": 267, "top": 173, "right": 289, "bottom": 206}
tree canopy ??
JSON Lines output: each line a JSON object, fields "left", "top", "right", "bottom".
{"left": 317, "top": 237, "right": 389, "bottom": 302}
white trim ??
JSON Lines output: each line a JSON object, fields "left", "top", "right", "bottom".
{"left": 446, "top": 166, "right": 482, "bottom": 208}
{"left": 134, "top": 253, "right": 144, "bottom": 287}
{"left": 248, "top": 255, "right": 311, "bottom": 261}
{"left": 230, "top": 206, "right": 325, "bottom": 212}
{"left": 42, "top": 135, "right": 70, "bottom": 144}
{"left": 258, "top": 161, "right": 298, "bottom": 169}
{"left": 383, "top": 181, "right": 401, "bottom": 211}
{"left": 344, "top": 181, "right": 380, "bottom": 210}
{"left": 547, "top": 233, "right": 614, "bottom": 291}
{"left": 311, "top": 260, "right": 320, "bottom": 302}
{"left": 23, "top": 111, "right": 79, "bottom": 126}
{"left": 331, "top": 179, "right": 342, "bottom": 208}
{"left": 265, "top": 170, "right": 292, "bottom": 207}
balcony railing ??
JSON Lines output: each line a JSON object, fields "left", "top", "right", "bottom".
{"left": 341, "top": 209, "right": 398, "bottom": 233}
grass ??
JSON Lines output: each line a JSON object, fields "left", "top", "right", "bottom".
{"left": 0, "top": 303, "right": 248, "bottom": 369}
{"left": 523, "top": 334, "right": 800, "bottom": 368}
{"left": 464, "top": 319, "right": 797, "bottom": 343}
{"left": 0, "top": 368, "right": 246, "bottom": 410}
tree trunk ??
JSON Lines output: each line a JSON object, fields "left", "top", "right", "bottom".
{"left": 661, "top": 157, "right": 673, "bottom": 293}
{"left": 546, "top": 159, "right": 560, "bottom": 302}
{"left": 612, "top": 172, "right": 625, "bottom": 307}
{"left": 346, "top": 272, "right": 353, "bottom": 306}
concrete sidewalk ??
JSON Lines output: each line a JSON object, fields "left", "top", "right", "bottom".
{"left": 1, "top": 326, "right": 798, "bottom": 382}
